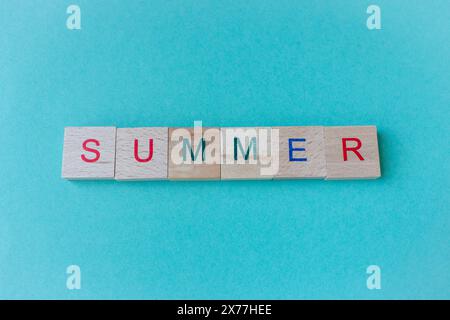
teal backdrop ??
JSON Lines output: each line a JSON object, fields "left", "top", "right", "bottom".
{"left": 0, "top": 1, "right": 449, "bottom": 299}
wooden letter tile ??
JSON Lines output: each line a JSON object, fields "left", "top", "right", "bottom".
{"left": 61, "top": 127, "right": 116, "bottom": 179}
{"left": 274, "top": 126, "right": 326, "bottom": 179}
{"left": 220, "top": 127, "right": 276, "bottom": 180}
{"left": 325, "top": 126, "right": 381, "bottom": 179}
{"left": 115, "top": 127, "right": 168, "bottom": 180}
{"left": 168, "top": 127, "right": 221, "bottom": 180}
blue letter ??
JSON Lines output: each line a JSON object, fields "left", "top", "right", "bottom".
{"left": 289, "top": 138, "right": 307, "bottom": 161}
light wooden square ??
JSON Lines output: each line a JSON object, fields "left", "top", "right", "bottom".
{"left": 220, "top": 127, "right": 276, "bottom": 180}
{"left": 274, "top": 126, "right": 326, "bottom": 179}
{"left": 62, "top": 126, "right": 116, "bottom": 179}
{"left": 115, "top": 127, "right": 168, "bottom": 180}
{"left": 168, "top": 127, "right": 221, "bottom": 180}
{"left": 325, "top": 126, "right": 381, "bottom": 179}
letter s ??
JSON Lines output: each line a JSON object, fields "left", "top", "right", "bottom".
{"left": 81, "top": 139, "right": 100, "bottom": 163}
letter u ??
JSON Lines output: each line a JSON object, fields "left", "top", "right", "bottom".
{"left": 134, "top": 139, "right": 153, "bottom": 162}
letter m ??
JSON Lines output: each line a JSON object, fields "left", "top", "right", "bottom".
{"left": 182, "top": 138, "right": 206, "bottom": 162}
{"left": 234, "top": 137, "right": 257, "bottom": 161}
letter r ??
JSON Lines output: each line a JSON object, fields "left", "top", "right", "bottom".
{"left": 342, "top": 137, "right": 364, "bottom": 161}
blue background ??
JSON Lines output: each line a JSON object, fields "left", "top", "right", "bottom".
{"left": 1, "top": 1, "right": 449, "bottom": 299}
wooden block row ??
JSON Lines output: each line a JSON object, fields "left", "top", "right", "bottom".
{"left": 61, "top": 126, "right": 381, "bottom": 180}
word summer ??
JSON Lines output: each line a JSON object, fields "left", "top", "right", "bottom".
{"left": 61, "top": 124, "right": 381, "bottom": 180}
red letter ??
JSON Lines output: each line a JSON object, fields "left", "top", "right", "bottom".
{"left": 81, "top": 139, "right": 100, "bottom": 163}
{"left": 134, "top": 139, "right": 153, "bottom": 162}
{"left": 342, "top": 137, "right": 364, "bottom": 161}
